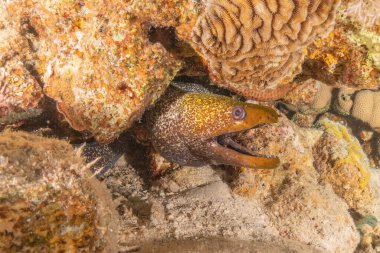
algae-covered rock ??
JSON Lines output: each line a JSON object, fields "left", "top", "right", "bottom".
{"left": 0, "top": 131, "right": 118, "bottom": 252}
{"left": 314, "top": 118, "right": 372, "bottom": 197}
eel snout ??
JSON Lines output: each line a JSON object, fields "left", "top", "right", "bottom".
{"left": 244, "top": 104, "right": 280, "bottom": 127}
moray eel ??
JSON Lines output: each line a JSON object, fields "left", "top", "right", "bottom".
{"left": 144, "top": 83, "right": 280, "bottom": 169}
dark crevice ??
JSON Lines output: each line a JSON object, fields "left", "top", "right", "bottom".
{"left": 24, "top": 60, "right": 45, "bottom": 89}
{"left": 20, "top": 18, "right": 39, "bottom": 37}
{"left": 148, "top": 26, "right": 178, "bottom": 52}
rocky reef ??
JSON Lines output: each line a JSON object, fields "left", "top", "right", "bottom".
{"left": 1, "top": 0, "right": 380, "bottom": 252}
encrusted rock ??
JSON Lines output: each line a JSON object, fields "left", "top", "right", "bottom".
{"left": 313, "top": 118, "right": 374, "bottom": 213}
{"left": 0, "top": 58, "right": 43, "bottom": 126}
{"left": 0, "top": 2, "right": 43, "bottom": 126}
{"left": 342, "top": 0, "right": 380, "bottom": 29}
{"left": 3, "top": 0, "right": 182, "bottom": 143}
{"left": 305, "top": 9, "right": 380, "bottom": 89}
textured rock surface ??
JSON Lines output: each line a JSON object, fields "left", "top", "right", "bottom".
{"left": 128, "top": 0, "right": 201, "bottom": 40}
{"left": 356, "top": 223, "right": 380, "bottom": 253}
{"left": 108, "top": 163, "right": 280, "bottom": 244}
{"left": 2, "top": 0, "right": 181, "bottom": 143}
{"left": 191, "top": 0, "right": 340, "bottom": 100}
{"left": 0, "top": 58, "right": 43, "bottom": 126}
{"left": 105, "top": 157, "right": 359, "bottom": 253}
{"left": 0, "top": 131, "right": 118, "bottom": 252}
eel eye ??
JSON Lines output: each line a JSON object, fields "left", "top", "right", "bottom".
{"left": 232, "top": 106, "right": 246, "bottom": 121}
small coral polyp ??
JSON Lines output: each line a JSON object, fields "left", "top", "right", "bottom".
{"left": 333, "top": 88, "right": 380, "bottom": 132}
{"left": 191, "top": 0, "right": 341, "bottom": 100}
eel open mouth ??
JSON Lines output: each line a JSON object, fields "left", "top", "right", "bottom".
{"left": 211, "top": 126, "right": 280, "bottom": 169}
{"left": 217, "top": 133, "right": 257, "bottom": 156}
{"left": 201, "top": 103, "right": 280, "bottom": 169}
{"left": 216, "top": 131, "right": 277, "bottom": 160}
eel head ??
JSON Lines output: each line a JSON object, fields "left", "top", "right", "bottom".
{"left": 185, "top": 93, "right": 281, "bottom": 169}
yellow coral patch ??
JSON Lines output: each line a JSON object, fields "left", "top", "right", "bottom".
{"left": 319, "top": 118, "right": 371, "bottom": 188}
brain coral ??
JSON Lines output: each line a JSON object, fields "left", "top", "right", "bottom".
{"left": 191, "top": 0, "right": 341, "bottom": 100}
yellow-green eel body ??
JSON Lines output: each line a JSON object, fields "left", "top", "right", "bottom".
{"left": 144, "top": 83, "right": 280, "bottom": 169}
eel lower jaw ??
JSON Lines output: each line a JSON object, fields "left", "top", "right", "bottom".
{"left": 209, "top": 131, "right": 280, "bottom": 169}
